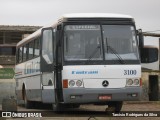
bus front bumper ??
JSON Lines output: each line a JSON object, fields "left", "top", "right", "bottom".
{"left": 63, "top": 87, "right": 142, "bottom": 103}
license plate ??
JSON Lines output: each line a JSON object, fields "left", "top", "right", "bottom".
{"left": 99, "top": 95, "right": 112, "bottom": 100}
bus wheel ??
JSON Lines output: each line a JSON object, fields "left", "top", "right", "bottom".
{"left": 70, "top": 104, "right": 80, "bottom": 108}
{"left": 71, "top": 104, "right": 80, "bottom": 108}
{"left": 106, "top": 101, "right": 123, "bottom": 113}
{"left": 24, "top": 90, "right": 33, "bottom": 109}
{"left": 52, "top": 103, "right": 63, "bottom": 112}
{"left": 66, "top": 104, "right": 80, "bottom": 108}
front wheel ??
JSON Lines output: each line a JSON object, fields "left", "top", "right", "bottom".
{"left": 107, "top": 101, "right": 123, "bottom": 113}
{"left": 52, "top": 103, "right": 64, "bottom": 112}
{"left": 66, "top": 104, "right": 80, "bottom": 108}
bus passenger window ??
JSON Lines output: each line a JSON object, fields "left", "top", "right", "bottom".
{"left": 19, "top": 47, "right": 23, "bottom": 63}
{"left": 34, "top": 38, "right": 40, "bottom": 57}
{"left": 23, "top": 44, "right": 28, "bottom": 61}
{"left": 28, "top": 41, "right": 34, "bottom": 59}
{"left": 16, "top": 49, "right": 19, "bottom": 64}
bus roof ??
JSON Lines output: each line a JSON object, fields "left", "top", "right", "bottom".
{"left": 61, "top": 13, "right": 133, "bottom": 19}
{"left": 17, "top": 13, "right": 133, "bottom": 47}
{"left": 17, "top": 28, "right": 42, "bottom": 47}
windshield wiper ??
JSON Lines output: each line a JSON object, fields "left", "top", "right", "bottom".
{"left": 85, "top": 45, "right": 101, "bottom": 64}
{"left": 106, "top": 38, "right": 125, "bottom": 64}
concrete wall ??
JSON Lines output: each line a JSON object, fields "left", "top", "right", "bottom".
{"left": 0, "top": 79, "right": 16, "bottom": 103}
{"left": 141, "top": 71, "right": 160, "bottom": 101}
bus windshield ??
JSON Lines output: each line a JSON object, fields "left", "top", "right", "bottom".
{"left": 103, "top": 25, "right": 139, "bottom": 61}
{"left": 64, "top": 25, "right": 103, "bottom": 61}
{"left": 64, "top": 24, "right": 139, "bottom": 63}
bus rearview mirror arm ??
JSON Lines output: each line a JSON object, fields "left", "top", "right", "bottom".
{"left": 137, "top": 29, "right": 144, "bottom": 48}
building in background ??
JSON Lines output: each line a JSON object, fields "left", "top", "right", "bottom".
{"left": 0, "top": 25, "right": 41, "bottom": 80}
{"left": 0, "top": 25, "right": 41, "bottom": 102}
{"left": 0, "top": 25, "right": 41, "bottom": 68}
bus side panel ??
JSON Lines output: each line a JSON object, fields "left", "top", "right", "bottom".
{"left": 25, "top": 75, "right": 41, "bottom": 102}
{"left": 15, "top": 75, "right": 42, "bottom": 102}
{"left": 41, "top": 73, "right": 55, "bottom": 103}
{"left": 15, "top": 78, "right": 24, "bottom": 101}
{"left": 15, "top": 57, "right": 41, "bottom": 102}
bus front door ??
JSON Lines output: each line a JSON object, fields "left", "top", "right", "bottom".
{"left": 41, "top": 73, "right": 55, "bottom": 103}
{"left": 41, "top": 28, "right": 56, "bottom": 103}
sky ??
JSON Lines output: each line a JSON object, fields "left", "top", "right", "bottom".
{"left": 0, "top": 0, "right": 160, "bottom": 34}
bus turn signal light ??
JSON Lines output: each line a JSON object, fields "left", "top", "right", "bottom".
{"left": 140, "top": 78, "right": 142, "bottom": 86}
{"left": 63, "top": 79, "right": 68, "bottom": 88}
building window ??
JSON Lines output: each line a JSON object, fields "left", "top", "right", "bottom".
{"left": 0, "top": 47, "right": 16, "bottom": 56}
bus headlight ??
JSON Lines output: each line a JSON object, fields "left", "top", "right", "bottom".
{"left": 76, "top": 80, "right": 82, "bottom": 87}
{"left": 134, "top": 79, "right": 139, "bottom": 85}
{"left": 68, "top": 79, "right": 83, "bottom": 88}
{"left": 126, "top": 78, "right": 140, "bottom": 86}
{"left": 69, "top": 80, "right": 75, "bottom": 87}
{"left": 126, "top": 79, "right": 133, "bottom": 86}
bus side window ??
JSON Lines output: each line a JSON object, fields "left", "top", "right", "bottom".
{"left": 16, "top": 48, "right": 19, "bottom": 64}
{"left": 34, "top": 38, "right": 40, "bottom": 57}
{"left": 23, "top": 44, "right": 28, "bottom": 62}
{"left": 19, "top": 47, "right": 23, "bottom": 63}
{"left": 28, "top": 40, "right": 34, "bottom": 60}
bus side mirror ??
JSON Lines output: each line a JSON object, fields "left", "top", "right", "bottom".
{"left": 57, "top": 25, "right": 62, "bottom": 30}
{"left": 141, "top": 47, "right": 158, "bottom": 63}
{"left": 137, "top": 29, "right": 144, "bottom": 48}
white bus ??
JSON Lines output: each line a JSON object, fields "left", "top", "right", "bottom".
{"left": 15, "top": 13, "right": 142, "bottom": 112}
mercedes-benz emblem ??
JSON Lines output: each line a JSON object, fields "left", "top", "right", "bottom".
{"left": 102, "top": 80, "right": 109, "bottom": 87}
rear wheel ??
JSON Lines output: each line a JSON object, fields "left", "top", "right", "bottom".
{"left": 107, "top": 101, "right": 123, "bottom": 113}
{"left": 24, "top": 90, "right": 33, "bottom": 109}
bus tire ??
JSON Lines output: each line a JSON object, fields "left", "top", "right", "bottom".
{"left": 107, "top": 101, "right": 123, "bottom": 113}
{"left": 52, "top": 103, "right": 63, "bottom": 112}
{"left": 24, "top": 90, "right": 33, "bottom": 109}
{"left": 68, "top": 104, "right": 80, "bottom": 108}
